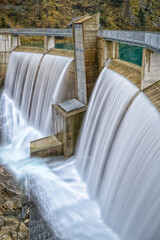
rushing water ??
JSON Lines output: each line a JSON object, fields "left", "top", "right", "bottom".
{"left": 4, "top": 51, "right": 73, "bottom": 136}
{"left": 0, "top": 54, "right": 160, "bottom": 240}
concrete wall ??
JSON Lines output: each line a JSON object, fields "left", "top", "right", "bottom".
{"left": 141, "top": 49, "right": 160, "bottom": 89}
{"left": 97, "top": 37, "right": 105, "bottom": 73}
{"left": 83, "top": 14, "right": 100, "bottom": 102}
{"left": 65, "top": 60, "right": 77, "bottom": 100}
{"left": 0, "top": 34, "right": 21, "bottom": 77}
{"left": 0, "top": 34, "right": 11, "bottom": 77}
{"left": 52, "top": 101, "right": 86, "bottom": 157}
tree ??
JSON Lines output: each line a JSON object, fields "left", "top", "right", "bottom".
{"left": 0, "top": 16, "right": 7, "bottom": 28}
{"left": 137, "top": 8, "right": 146, "bottom": 28}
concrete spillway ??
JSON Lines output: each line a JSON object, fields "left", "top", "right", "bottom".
{"left": 0, "top": 52, "right": 160, "bottom": 240}
{"left": 3, "top": 51, "right": 73, "bottom": 138}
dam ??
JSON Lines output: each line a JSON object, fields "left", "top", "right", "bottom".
{"left": 0, "top": 13, "right": 160, "bottom": 240}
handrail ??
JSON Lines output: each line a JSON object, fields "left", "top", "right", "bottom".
{"left": 99, "top": 30, "right": 160, "bottom": 53}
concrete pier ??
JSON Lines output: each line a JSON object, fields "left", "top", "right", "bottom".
{"left": 53, "top": 99, "right": 86, "bottom": 158}
{"left": 0, "top": 34, "right": 11, "bottom": 77}
{"left": 141, "top": 49, "right": 160, "bottom": 89}
{"left": 44, "top": 36, "right": 55, "bottom": 54}
{"left": 73, "top": 13, "right": 99, "bottom": 104}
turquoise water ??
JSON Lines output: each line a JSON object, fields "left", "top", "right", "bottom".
{"left": 55, "top": 42, "right": 74, "bottom": 50}
{"left": 119, "top": 43, "right": 143, "bottom": 66}
{"left": 55, "top": 42, "right": 142, "bottom": 66}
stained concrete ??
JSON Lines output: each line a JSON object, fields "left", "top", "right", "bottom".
{"left": 73, "top": 13, "right": 99, "bottom": 104}
{"left": 53, "top": 100, "right": 87, "bottom": 158}
{"left": 48, "top": 48, "right": 74, "bottom": 58}
{"left": 108, "top": 59, "right": 141, "bottom": 88}
{"left": 143, "top": 80, "right": 160, "bottom": 111}
{"left": 14, "top": 46, "right": 44, "bottom": 53}
{"left": 44, "top": 36, "right": 55, "bottom": 54}
{"left": 58, "top": 99, "right": 85, "bottom": 113}
{"left": 0, "top": 34, "right": 11, "bottom": 77}
{"left": 30, "top": 136, "right": 63, "bottom": 158}
{"left": 141, "top": 49, "right": 160, "bottom": 89}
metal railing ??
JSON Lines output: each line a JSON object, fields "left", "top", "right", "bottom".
{"left": 99, "top": 30, "right": 160, "bottom": 53}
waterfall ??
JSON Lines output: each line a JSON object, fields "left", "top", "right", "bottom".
{"left": 0, "top": 58, "right": 160, "bottom": 240}
{"left": 98, "top": 93, "right": 160, "bottom": 240}
{"left": 76, "top": 68, "right": 138, "bottom": 198}
{"left": 29, "top": 54, "right": 73, "bottom": 135}
{"left": 76, "top": 68, "right": 160, "bottom": 240}
{"left": 1, "top": 51, "right": 73, "bottom": 145}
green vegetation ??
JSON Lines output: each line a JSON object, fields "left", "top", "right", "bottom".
{"left": 20, "top": 36, "right": 44, "bottom": 47}
{"left": 0, "top": 16, "right": 7, "bottom": 28}
{"left": 0, "top": 0, "right": 159, "bottom": 31}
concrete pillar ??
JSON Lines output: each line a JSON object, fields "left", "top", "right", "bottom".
{"left": 44, "top": 36, "right": 55, "bottom": 53}
{"left": 73, "top": 13, "right": 100, "bottom": 104}
{"left": 105, "top": 41, "right": 119, "bottom": 60}
{"left": 52, "top": 99, "right": 87, "bottom": 158}
{"left": 141, "top": 49, "right": 160, "bottom": 89}
{"left": 0, "top": 34, "right": 12, "bottom": 77}
{"left": 11, "top": 35, "right": 20, "bottom": 51}
{"left": 97, "top": 37, "right": 105, "bottom": 73}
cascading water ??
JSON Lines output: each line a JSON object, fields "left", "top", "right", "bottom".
{"left": 29, "top": 54, "right": 73, "bottom": 135}
{"left": 76, "top": 68, "right": 138, "bottom": 198}
{"left": 0, "top": 56, "right": 160, "bottom": 240}
{"left": 2, "top": 51, "right": 73, "bottom": 141}
{"left": 98, "top": 93, "right": 160, "bottom": 240}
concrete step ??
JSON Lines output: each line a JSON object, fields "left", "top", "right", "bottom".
{"left": 30, "top": 135, "right": 63, "bottom": 158}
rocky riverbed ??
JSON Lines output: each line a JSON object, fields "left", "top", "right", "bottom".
{"left": 0, "top": 166, "right": 29, "bottom": 240}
